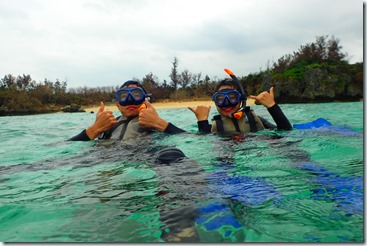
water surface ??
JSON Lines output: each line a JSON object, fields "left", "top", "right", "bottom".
{"left": 0, "top": 102, "right": 363, "bottom": 242}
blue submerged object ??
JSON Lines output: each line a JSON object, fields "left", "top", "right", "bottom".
{"left": 195, "top": 169, "right": 282, "bottom": 233}
{"left": 195, "top": 202, "right": 242, "bottom": 231}
{"left": 293, "top": 118, "right": 361, "bottom": 136}
{"left": 205, "top": 170, "right": 281, "bottom": 204}
{"left": 293, "top": 118, "right": 332, "bottom": 129}
{"left": 299, "top": 162, "right": 363, "bottom": 215}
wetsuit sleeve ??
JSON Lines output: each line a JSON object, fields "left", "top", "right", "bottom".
{"left": 68, "top": 129, "right": 92, "bottom": 141}
{"left": 164, "top": 122, "right": 186, "bottom": 134}
{"left": 198, "top": 120, "right": 212, "bottom": 133}
{"left": 267, "top": 104, "right": 292, "bottom": 130}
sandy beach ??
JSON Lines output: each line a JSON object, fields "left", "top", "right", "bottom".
{"left": 82, "top": 99, "right": 255, "bottom": 112}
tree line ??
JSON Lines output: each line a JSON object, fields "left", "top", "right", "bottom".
{"left": 0, "top": 35, "right": 363, "bottom": 115}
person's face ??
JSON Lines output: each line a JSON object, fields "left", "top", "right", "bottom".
{"left": 215, "top": 85, "right": 241, "bottom": 117}
{"left": 115, "top": 84, "right": 144, "bottom": 118}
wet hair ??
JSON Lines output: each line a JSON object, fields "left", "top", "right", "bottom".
{"left": 119, "top": 80, "right": 147, "bottom": 94}
{"left": 215, "top": 78, "right": 241, "bottom": 92}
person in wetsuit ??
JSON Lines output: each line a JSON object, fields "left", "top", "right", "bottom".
{"left": 69, "top": 80, "right": 185, "bottom": 141}
{"left": 68, "top": 80, "right": 199, "bottom": 241}
{"left": 188, "top": 78, "right": 292, "bottom": 133}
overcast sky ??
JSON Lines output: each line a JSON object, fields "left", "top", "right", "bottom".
{"left": 0, "top": 0, "right": 363, "bottom": 88}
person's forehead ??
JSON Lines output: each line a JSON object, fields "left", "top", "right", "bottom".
{"left": 218, "top": 85, "right": 236, "bottom": 91}
{"left": 125, "top": 84, "right": 139, "bottom": 88}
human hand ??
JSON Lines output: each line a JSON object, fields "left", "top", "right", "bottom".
{"left": 138, "top": 98, "right": 169, "bottom": 131}
{"left": 188, "top": 105, "right": 211, "bottom": 121}
{"left": 249, "top": 87, "right": 276, "bottom": 108}
{"left": 86, "top": 102, "right": 117, "bottom": 139}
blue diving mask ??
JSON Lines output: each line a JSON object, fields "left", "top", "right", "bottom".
{"left": 115, "top": 87, "right": 146, "bottom": 106}
{"left": 212, "top": 89, "right": 242, "bottom": 108}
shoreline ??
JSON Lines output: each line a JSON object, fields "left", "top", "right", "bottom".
{"left": 82, "top": 99, "right": 256, "bottom": 112}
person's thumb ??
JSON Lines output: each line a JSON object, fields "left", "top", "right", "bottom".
{"left": 269, "top": 87, "right": 274, "bottom": 96}
{"left": 144, "top": 98, "right": 153, "bottom": 108}
{"left": 98, "top": 101, "right": 105, "bottom": 113}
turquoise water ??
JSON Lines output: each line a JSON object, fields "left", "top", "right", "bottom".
{"left": 0, "top": 102, "right": 363, "bottom": 242}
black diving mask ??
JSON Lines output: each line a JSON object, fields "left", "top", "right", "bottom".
{"left": 115, "top": 87, "right": 146, "bottom": 106}
{"left": 212, "top": 89, "right": 241, "bottom": 108}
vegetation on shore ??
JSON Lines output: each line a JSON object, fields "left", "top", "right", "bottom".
{"left": 0, "top": 35, "right": 363, "bottom": 116}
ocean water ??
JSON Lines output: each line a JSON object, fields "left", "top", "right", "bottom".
{"left": 0, "top": 102, "right": 363, "bottom": 243}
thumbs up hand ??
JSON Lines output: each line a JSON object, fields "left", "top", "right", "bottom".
{"left": 138, "top": 98, "right": 169, "bottom": 131}
{"left": 249, "top": 87, "right": 276, "bottom": 108}
{"left": 86, "top": 101, "right": 118, "bottom": 139}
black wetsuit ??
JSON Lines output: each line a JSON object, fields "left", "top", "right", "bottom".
{"left": 68, "top": 116, "right": 185, "bottom": 141}
{"left": 197, "top": 104, "right": 292, "bottom": 133}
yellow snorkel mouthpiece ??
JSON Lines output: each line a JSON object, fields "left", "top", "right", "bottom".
{"left": 233, "top": 111, "right": 243, "bottom": 119}
{"left": 138, "top": 104, "right": 146, "bottom": 113}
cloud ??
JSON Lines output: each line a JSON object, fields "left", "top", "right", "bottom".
{"left": 0, "top": 0, "right": 363, "bottom": 88}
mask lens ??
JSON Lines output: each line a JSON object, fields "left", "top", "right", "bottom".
{"left": 212, "top": 90, "right": 241, "bottom": 108}
{"left": 228, "top": 91, "right": 240, "bottom": 103}
{"left": 131, "top": 88, "right": 143, "bottom": 101}
{"left": 118, "top": 91, "right": 129, "bottom": 101}
{"left": 214, "top": 94, "right": 225, "bottom": 104}
{"left": 116, "top": 87, "right": 146, "bottom": 106}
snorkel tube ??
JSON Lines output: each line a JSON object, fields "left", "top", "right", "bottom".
{"left": 223, "top": 68, "right": 246, "bottom": 119}
{"left": 224, "top": 68, "right": 257, "bottom": 132}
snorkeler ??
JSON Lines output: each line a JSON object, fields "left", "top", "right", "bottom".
{"left": 188, "top": 70, "right": 292, "bottom": 133}
{"left": 69, "top": 80, "right": 185, "bottom": 141}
